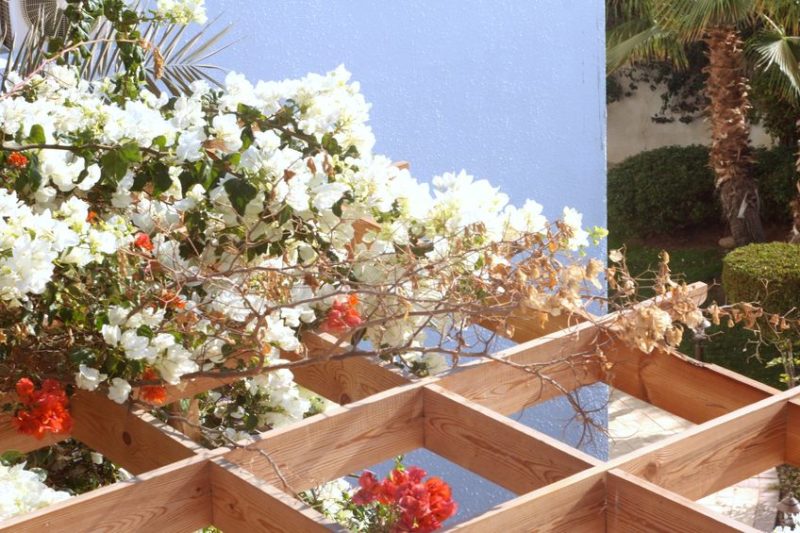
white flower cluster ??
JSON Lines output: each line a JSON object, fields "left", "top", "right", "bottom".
{"left": 0, "top": 63, "right": 596, "bottom": 420}
{"left": 87, "top": 305, "right": 199, "bottom": 402}
{"left": 246, "top": 361, "right": 312, "bottom": 427}
{"left": 304, "top": 478, "right": 356, "bottom": 525}
{"left": 0, "top": 189, "right": 126, "bottom": 304}
{"left": 0, "top": 463, "right": 71, "bottom": 520}
{"left": 155, "top": 0, "right": 207, "bottom": 25}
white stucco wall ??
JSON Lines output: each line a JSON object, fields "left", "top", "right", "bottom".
{"left": 607, "top": 83, "right": 774, "bottom": 164}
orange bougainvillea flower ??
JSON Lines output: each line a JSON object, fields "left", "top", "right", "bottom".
{"left": 7, "top": 152, "right": 28, "bottom": 169}
{"left": 159, "top": 290, "right": 187, "bottom": 310}
{"left": 322, "top": 294, "right": 363, "bottom": 333}
{"left": 13, "top": 378, "right": 72, "bottom": 440}
{"left": 134, "top": 232, "right": 154, "bottom": 252}
{"left": 139, "top": 368, "right": 167, "bottom": 405}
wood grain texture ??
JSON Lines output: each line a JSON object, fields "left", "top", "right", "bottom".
{"left": 292, "top": 356, "right": 410, "bottom": 405}
{"left": 0, "top": 454, "right": 212, "bottom": 533}
{"left": 224, "top": 382, "right": 427, "bottom": 492}
{"left": 785, "top": 399, "right": 800, "bottom": 466}
{"left": 209, "top": 458, "right": 341, "bottom": 532}
{"left": 443, "top": 283, "right": 708, "bottom": 416}
{"left": 451, "top": 470, "right": 606, "bottom": 533}
{"left": 0, "top": 413, "right": 68, "bottom": 453}
{"left": 440, "top": 319, "right": 604, "bottom": 415}
{"left": 423, "top": 385, "right": 599, "bottom": 494}
{"left": 293, "top": 331, "right": 409, "bottom": 404}
{"left": 615, "top": 389, "right": 789, "bottom": 500}
{"left": 606, "top": 469, "right": 756, "bottom": 533}
{"left": 477, "top": 300, "right": 578, "bottom": 343}
{"left": 70, "top": 391, "right": 197, "bottom": 475}
{"left": 604, "top": 338, "right": 777, "bottom": 424}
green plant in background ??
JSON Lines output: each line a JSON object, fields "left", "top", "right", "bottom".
{"left": 607, "top": 146, "right": 799, "bottom": 388}
{"left": 607, "top": 0, "right": 800, "bottom": 246}
{"left": 0, "top": 0, "right": 230, "bottom": 98}
{"left": 754, "top": 145, "right": 798, "bottom": 225}
{"left": 723, "top": 242, "right": 800, "bottom": 314}
{"left": 608, "top": 145, "right": 798, "bottom": 241}
{"left": 608, "top": 145, "right": 719, "bottom": 239}
{"left": 720, "top": 243, "right": 800, "bottom": 505}
{"left": 723, "top": 242, "right": 800, "bottom": 385}
{"left": 1, "top": 439, "right": 125, "bottom": 495}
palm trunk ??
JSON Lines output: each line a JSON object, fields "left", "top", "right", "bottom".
{"left": 705, "top": 27, "right": 765, "bottom": 246}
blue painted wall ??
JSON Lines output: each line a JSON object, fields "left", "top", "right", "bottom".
{"left": 204, "top": 0, "right": 607, "bottom": 521}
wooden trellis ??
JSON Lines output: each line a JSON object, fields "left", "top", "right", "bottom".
{"left": 0, "top": 281, "right": 793, "bottom": 532}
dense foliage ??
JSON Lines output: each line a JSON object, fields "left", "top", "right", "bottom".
{"left": 754, "top": 145, "right": 798, "bottom": 224}
{"left": 609, "top": 145, "right": 797, "bottom": 238}
{"left": 722, "top": 242, "right": 800, "bottom": 314}
{"left": 608, "top": 145, "right": 719, "bottom": 237}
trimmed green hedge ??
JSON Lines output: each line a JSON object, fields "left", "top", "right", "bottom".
{"left": 608, "top": 145, "right": 718, "bottom": 238}
{"left": 722, "top": 242, "right": 800, "bottom": 314}
{"left": 609, "top": 145, "right": 796, "bottom": 238}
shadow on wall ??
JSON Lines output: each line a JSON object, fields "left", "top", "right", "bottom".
{"left": 607, "top": 82, "right": 773, "bottom": 165}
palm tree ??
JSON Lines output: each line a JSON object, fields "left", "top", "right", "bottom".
{"left": 0, "top": 0, "right": 231, "bottom": 96}
{"left": 608, "top": 0, "right": 800, "bottom": 246}
{"left": 748, "top": 17, "right": 800, "bottom": 242}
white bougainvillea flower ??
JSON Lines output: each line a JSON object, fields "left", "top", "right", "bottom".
{"left": 75, "top": 364, "right": 107, "bottom": 391}
{"left": 107, "top": 378, "right": 132, "bottom": 405}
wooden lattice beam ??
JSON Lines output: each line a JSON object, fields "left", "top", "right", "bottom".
{"left": 224, "top": 382, "right": 427, "bottom": 492}
{"left": 208, "top": 458, "right": 339, "bottom": 532}
{"left": 0, "top": 452, "right": 217, "bottom": 532}
{"left": 4, "top": 280, "right": 799, "bottom": 532}
{"left": 423, "top": 384, "right": 600, "bottom": 494}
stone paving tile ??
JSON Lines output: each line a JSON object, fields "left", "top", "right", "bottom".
{"left": 608, "top": 388, "right": 780, "bottom": 530}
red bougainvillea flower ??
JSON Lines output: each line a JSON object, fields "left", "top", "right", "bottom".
{"left": 139, "top": 368, "right": 167, "bottom": 405}
{"left": 13, "top": 378, "right": 72, "bottom": 440}
{"left": 15, "top": 377, "right": 35, "bottom": 402}
{"left": 352, "top": 465, "right": 458, "bottom": 532}
{"left": 352, "top": 471, "right": 384, "bottom": 505}
{"left": 7, "top": 152, "right": 28, "bottom": 168}
{"left": 322, "top": 294, "right": 363, "bottom": 333}
{"left": 134, "top": 232, "right": 154, "bottom": 252}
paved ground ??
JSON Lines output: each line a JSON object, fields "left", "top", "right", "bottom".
{"left": 608, "top": 388, "right": 779, "bottom": 531}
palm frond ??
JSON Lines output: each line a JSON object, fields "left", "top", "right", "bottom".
{"left": 748, "top": 18, "right": 800, "bottom": 102}
{"left": 654, "top": 0, "right": 756, "bottom": 42}
{"left": 0, "top": 7, "right": 231, "bottom": 95}
{"left": 152, "top": 16, "right": 234, "bottom": 93}
{"left": 755, "top": 0, "right": 800, "bottom": 34}
{"left": 607, "top": 19, "right": 687, "bottom": 74}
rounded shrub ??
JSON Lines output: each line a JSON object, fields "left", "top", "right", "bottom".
{"left": 608, "top": 145, "right": 719, "bottom": 238}
{"left": 753, "top": 145, "right": 797, "bottom": 225}
{"left": 722, "top": 242, "right": 800, "bottom": 313}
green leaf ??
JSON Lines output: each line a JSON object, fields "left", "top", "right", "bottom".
{"left": 152, "top": 135, "right": 168, "bottom": 150}
{"left": 119, "top": 142, "right": 142, "bottom": 163}
{"left": 100, "top": 149, "right": 129, "bottom": 182}
{"left": 69, "top": 347, "right": 97, "bottom": 366}
{"left": 223, "top": 178, "right": 258, "bottom": 216}
{"left": 151, "top": 162, "right": 173, "bottom": 196}
{"left": 26, "top": 124, "right": 46, "bottom": 145}
{"left": 0, "top": 450, "right": 25, "bottom": 466}
{"left": 278, "top": 206, "right": 293, "bottom": 225}
{"left": 136, "top": 325, "right": 154, "bottom": 339}
{"left": 244, "top": 413, "right": 259, "bottom": 431}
